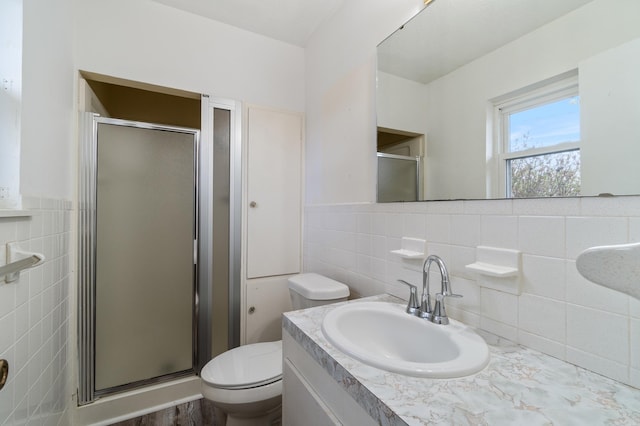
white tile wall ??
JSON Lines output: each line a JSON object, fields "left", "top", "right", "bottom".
{"left": 0, "top": 198, "right": 72, "bottom": 426}
{"left": 518, "top": 294, "right": 565, "bottom": 342}
{"left": 303, "top": 195, "right": 640, "bottom": 389}
{"left": 521, "top": 255, "right": 566, "bottom": 300}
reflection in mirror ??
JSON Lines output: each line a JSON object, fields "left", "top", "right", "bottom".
{"left": 377, "top": 153, "right": 420, "bottom": 202}
{"left": 0, "top": 0, "right": 22, "bottom": 209}
{"left": 376, "top": 0, "right": 640, "bottom": 201}
{"left": 377, "top": 128, "right": 423, "bottom": 202}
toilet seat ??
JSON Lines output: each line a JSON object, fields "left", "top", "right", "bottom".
{"left": 201, "top": 341, "right": 283, "bottom": 390}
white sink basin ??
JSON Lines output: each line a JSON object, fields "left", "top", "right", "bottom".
{"left": 321, "top": 301, "right": 489, "bottom": 378}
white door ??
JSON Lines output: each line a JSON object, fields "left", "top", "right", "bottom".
{"left": 247, "top": 107, "right": 302, "bottom": 278}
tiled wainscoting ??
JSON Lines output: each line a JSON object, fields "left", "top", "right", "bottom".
{"left": 0, "top": 198, "right": 72, "bottom": 425}
{"left": 304, "top": 196, "right": 640, "bottom": 389}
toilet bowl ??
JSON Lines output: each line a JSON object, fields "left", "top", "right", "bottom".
{"left": 200, "top": 273, "right": 349, "bottom": 426}
{"left": 201, "top": 341, "right": 283, "bottom": 426}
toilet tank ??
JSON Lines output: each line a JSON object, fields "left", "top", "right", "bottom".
{"left": 288, "top": 273, "right": 350, "bottom": 310}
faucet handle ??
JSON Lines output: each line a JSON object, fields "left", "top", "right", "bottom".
{"left": 397, "top": 280, "right": 420, "bottom": 315}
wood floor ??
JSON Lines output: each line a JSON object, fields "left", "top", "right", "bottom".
{"left": 108, "top": 399, "right": 220, "bottom": 426}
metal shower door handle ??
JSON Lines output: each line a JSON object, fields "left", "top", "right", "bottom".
{"left": 0, "top": 359, "right": 8, "bottom": 391}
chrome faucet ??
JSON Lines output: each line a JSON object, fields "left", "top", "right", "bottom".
{"left": 398, "top": 255, "right": 462, "bottom": 325}
{"left": 424, "top": 255, "right": 462, "bottom": 325}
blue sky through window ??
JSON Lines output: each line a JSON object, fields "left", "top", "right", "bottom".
{"left": 509, "top": 96, "right": 580, "bottom": 152}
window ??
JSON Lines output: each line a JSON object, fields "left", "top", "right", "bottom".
{"left": 0, "top": 0, "right": 22, "bottom": 209}
{"left": 495, "top": 75, "right": 580, "bottom": 198}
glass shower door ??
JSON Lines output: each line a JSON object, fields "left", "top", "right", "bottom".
{"left": 377, "top": 153, "right": 420, "bottom": 202}
{"left": 81, "top": 117, "right": 199, "bottom": 398}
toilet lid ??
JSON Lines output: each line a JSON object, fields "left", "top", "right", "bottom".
{"left": 288, "top": 273, "right": 350, "bottom": 300}
{"left": 201, "top": 341, "right": 282, "bottom": 390}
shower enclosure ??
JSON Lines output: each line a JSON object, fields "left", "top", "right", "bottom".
{"left": 78, "top": 99, "right": 240, "bottom": 405}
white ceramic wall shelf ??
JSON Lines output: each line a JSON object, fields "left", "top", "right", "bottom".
{"left": 576, "top": 241, "right": 640, "bottom": 300}
{"left": 465, "top": 246, "right": 522, "bottom": 295}
{"left": 390, "top": 237, "right": 426, "bottom": 259}
{"left": 465, "top": 262, "right": 518, "bottom": 277}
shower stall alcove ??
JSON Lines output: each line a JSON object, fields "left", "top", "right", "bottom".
{"left": 77, "top": 74, "right": 241, "bottom": 410}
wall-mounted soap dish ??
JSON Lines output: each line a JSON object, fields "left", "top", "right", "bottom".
{"left": 465, "top": 246, "right": 521, "bottom": 295}
{"left": 465, "top": 262, "right": 518, "bottom": 277}
{"left": 391, "top": 237, "right": 426, "bottom": 259}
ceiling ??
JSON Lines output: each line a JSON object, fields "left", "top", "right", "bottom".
{"left": 152, "top": 0, "right": 346, "bottom": 47}
{"left": 378, "top": 0, "right": 594, "bottom": 84}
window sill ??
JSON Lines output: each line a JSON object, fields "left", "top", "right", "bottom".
{"left": 0, "top": 210, "right": 33, "bottom": 218}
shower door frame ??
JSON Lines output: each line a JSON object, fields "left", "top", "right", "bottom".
{"left": 78, "top": 114, "right": 202, "bottom": 405}
{"left": 197, "top": 96, "right": 243, "bottom": 365}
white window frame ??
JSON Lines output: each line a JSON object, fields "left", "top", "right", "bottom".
{"left": 490, "top": 72, "right": 580, "bottom": 198}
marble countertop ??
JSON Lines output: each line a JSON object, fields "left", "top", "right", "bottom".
{"left": 283, "top": 294, "right": 640, "bottom": 426}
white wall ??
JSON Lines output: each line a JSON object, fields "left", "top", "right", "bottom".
{"left": 580, "top": 37, "right": 640, "bottom": 196}
{"left": 74, "top": 0, "right": 305, "bottom": 113}
{"left": 304, "top": 0, "right": 425, "bottom": 205}
{"left": 376, "top": 71, "right": 428, "bottom": 136}
{"left": 21, "top": 0, "right": 75, "bottom": 201}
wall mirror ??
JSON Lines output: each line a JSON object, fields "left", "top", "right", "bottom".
{"left": 376, "top": 0, "right": 640, "bottom": 202}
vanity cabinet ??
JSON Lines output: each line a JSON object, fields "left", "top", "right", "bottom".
{"left": 282, "top": 331, "right": 377, "bottom": 426}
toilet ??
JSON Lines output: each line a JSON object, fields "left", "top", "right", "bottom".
{"left": 200, "top": 273, "right": 349, "bottom": 426}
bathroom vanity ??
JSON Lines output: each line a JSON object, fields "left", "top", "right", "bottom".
{"left": 283, "top": 295, "right": 640, "bottom": 425}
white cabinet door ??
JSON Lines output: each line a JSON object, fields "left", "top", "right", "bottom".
{"left": 282, "top": 332, "right": 378, "bottom": 426}
{"left": 245, "top": 275, "right": 293, "bottom": 344}
{"left": 247, "top": 107, "right": 302, "bottom": 278}
{"left": 283, "top": 360, "right": 340, "bottom": 426}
